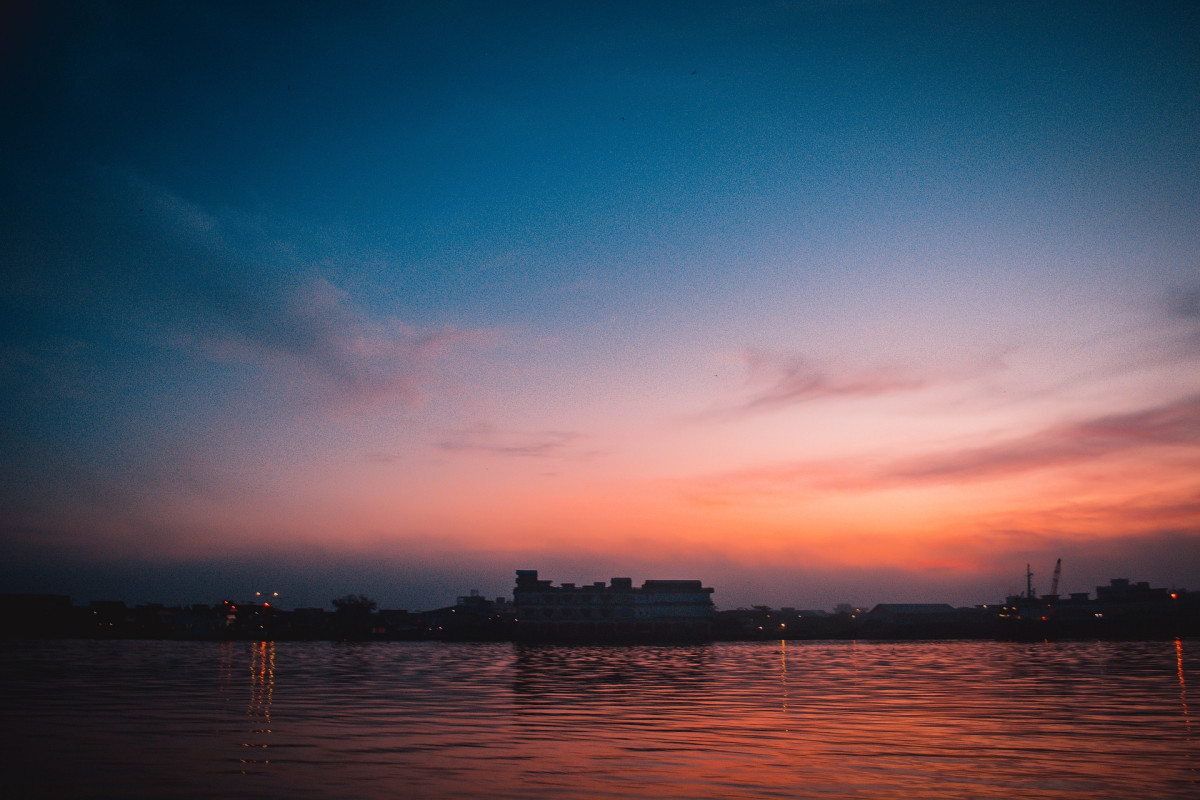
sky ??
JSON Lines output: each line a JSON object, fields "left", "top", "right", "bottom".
{"left": 2, "top": 0, "right": 1198, "bottom": 612}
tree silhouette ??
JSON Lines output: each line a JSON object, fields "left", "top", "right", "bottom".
{"left": 332, "top": 594, "right": 377, "bottom": 639}
{"left": 332, "top": 594, "right": 377, "bottom": 613}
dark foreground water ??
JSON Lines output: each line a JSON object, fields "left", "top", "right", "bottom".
{"left": 2, "top": 639, "right": 1197, "bottom": 799}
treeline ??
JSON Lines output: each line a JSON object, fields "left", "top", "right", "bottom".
{"left": 0, "top": 593, "right": 514, "bottom": 641}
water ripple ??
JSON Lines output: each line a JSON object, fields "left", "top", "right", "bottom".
{"left": 2, "top": 639, "right": 1198, "bottom": 799}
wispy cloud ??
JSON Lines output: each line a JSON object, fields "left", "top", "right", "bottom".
{"left": 698, "top": 348, "right": 925, "bottom": 421}
{"left": 436, "top": 424, "right": 599, "bottom": 459}
{"left": 66, "top": 170, "right": 495, "bottom": 409}
{"left": 682, "top": 394, "right": 1200, "bottom": 502}
{"left": 185, "top": 275, "right": 487, "bottom": 407}
{"left": 887, "top": 394, "right": 1200, "bottom": 484}
{"left": 952, "top": 494, "right": 1200, "bottom": 542}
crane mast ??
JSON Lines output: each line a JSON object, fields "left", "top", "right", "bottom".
{"left": 1050, "top": 558, "right": 1062, "bottom": 597}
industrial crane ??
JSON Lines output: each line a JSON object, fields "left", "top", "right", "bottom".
{"left": 1049, "top": 558, "right": 1062, "bottom": 597}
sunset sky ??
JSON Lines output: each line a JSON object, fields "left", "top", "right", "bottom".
{"left": 2, "top": 1, "right": 1198, "bottom": 611}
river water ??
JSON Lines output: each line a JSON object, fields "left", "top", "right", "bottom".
{"left": 2, "top": 638, "right": 1197, "bottom": 799}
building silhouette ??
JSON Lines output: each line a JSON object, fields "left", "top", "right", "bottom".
{"left": 513, "top": 570, "right": 714, "bottom": 641}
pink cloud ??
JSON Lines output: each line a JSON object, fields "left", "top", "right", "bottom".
{"left": 698, "top": 348, "right": 926, "bottom": 421}
{"left": 888, "top": 394, "right": 1200, "bottom": 483}
{"left": 436, "top": 423, "right": 603, "bottom": 460}
{"left": 682, "top": 394, "right": 1200, "bottom": 502}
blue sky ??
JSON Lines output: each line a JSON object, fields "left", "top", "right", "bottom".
{"left": 2, "top": 1, "right": 1198, "bottom": 610}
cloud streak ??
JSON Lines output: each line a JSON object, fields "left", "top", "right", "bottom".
{"left": 108, "top": 173, "right": 493, "bottom": 409}
{"left": 888, "top": 394, "right": 1200, "bottom": 484}
{"left": 699, "top": 348, "right": 926, "bottom": 421}
{"left": 187, "top": 275, "right": 486, "bottom": 407}
{"left": 436, "top": 424, "right": 598, "bottom": 459}
{"left": 6, "top": 169, "right": 493, "bottom": 411}
{"left": 683, "top": 394, "right": 1200, "bottom": 501}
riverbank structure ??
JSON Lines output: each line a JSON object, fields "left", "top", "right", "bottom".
{"left": 513, "top": 570, "right": 715, "bottom": 641}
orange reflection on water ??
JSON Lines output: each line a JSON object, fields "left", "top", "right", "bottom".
{"left": 1179, "top": 638, "right": 1191, "bottom": 735}
{"left": 780, "top": 639, "right": 788, "bottom": 718}
{"left": 8, "top": 639, "right": 1200, "bottom": 799}
{"left": 241, "top": 640, "right": 274, "bottom": 772}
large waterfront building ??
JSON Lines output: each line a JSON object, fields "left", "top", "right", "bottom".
{"left": 513, "top": 570, "right": 715, "bottom": 641}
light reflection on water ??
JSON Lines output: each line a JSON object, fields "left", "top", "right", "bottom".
{"left": 2, "top": 639, "right": 1198, "bottom": 799}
